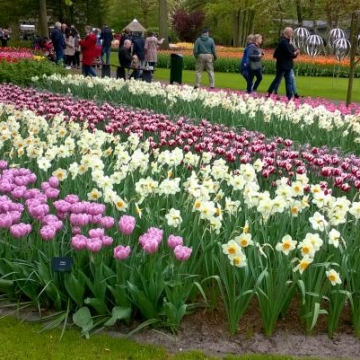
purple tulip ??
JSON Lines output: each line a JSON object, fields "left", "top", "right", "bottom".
{"left": 167, "top": 235, "right": 183, "bottom": 249}
{"left": 48, "top": 176, "right": 59, "bottom": 188}
{"left": 0, "top": 160, "right": 8, "bottom": 169}
{"left": 70, "top": 213, "right": 90, "bottom": 227}
{"left": 100, "top": 216, "right": 115, "bottom": 229}
{"left": 113, "top": 245, "right": 131, "bottom": 260}
{"left": 71, "top": 234, "right": 87, "bottom": 250}
{"left": 64, "top": 194, "right": 79, "bottom": 204}
{"left": 142, "top": 238, "right": 159, "bottom": 254}
{"left": 89, "top": 228, "right": 104, "bottom": 239}
{"left": 40, "top": 225, "right": 57, "bottom": 241}
{"left": 174, "top": 245, "right": 192, "bottom": 261}
{"left": 102, "top": 235, "right": 114, "bottom": 247}
{"left": 10, "top": 223, "right": 32, "bottom": 238}
{"left": 0, "top": 213, "right": 13, "bottom": 228}
{"left": 118, "top": 215, "right": 136, "bottom": 235}
{"left": 86, "top": 237, "right": 103, "bottom": 253}
{"left": 87, "top": 203, "right": 106, "bottom": 216}
{"left": 45, "top": 188, "right": 60, "bottom": 199}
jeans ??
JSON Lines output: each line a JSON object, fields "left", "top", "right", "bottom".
{"left": 267, "top": 68, "right": 293, "bottom": 99}
{"left": 82, "top": 65, "right": 97, "bottom": 77}
{"left": 247, "top": 68, "right": 262, "bottom": 93}
{"left": 272, "top": 69, "right": 297, "bottom": 96}
{"left": 101, "top": 46, "right": 111, "bottom": 65}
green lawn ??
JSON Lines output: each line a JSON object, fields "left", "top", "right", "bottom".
{"left": 109, "top": 53, "right": 360, "bottom": 103}
{"left": 0, "top": 317, "right": 352, "bottom": 360}
{"left": 153, "top": 68, "right": 360, "bottom": 103}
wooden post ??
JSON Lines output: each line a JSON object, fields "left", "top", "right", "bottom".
{"left": 346, "top": 11, "right": 360, "bottom": 106}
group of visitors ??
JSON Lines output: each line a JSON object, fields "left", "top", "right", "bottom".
{"left": 193, "top": 26, "right": 301, "bottom": 100}
{"left": 0, "top": 27, "right": 11, "bottom": 47}
{"left": 50, "top": 22, "right": 81, "bottom": 69}
{"left": 240, "top": 27, "right": 300, "bottom": 100}
{"left": 117, "top": 28, "right": 164, "bottom": 81}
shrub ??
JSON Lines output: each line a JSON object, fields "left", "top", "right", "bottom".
{"left": 0, "top": 59, "right": 66, "bottom": 86}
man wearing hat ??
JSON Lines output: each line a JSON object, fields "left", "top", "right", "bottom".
{"left": 193, "top": 28, "right": 217, "bottom": 89}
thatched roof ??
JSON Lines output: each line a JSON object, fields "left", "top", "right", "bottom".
{"left": 123, "top": 19, "right": 146, "bottom": 33}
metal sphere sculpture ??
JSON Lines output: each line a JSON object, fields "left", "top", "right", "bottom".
{"left": 293, "top": 27, "right": 310, "bottom": 50}
{"left": 327, "top": 28, "right": 346, "bottom": 50}
{"left": 333, "top": 38, "right": 351, "bottom": 61}
{"left": 305, "top": 35, "right": 325, "bottom": 57}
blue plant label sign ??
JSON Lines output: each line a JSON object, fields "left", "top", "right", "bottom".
{"left": 51, "top": 257, "right": 73, "bottom": 272}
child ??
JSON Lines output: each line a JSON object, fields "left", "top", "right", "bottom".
{"left": 129, "top": 54, "right": 141, "bottom": 79}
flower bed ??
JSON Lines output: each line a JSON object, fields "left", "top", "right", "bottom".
{"left": 2, "top": 75, "right": 360, "bottom": 338}
{"left": 1, "top": 102, "right": 360, "bottom": 337}
{"left": 1, "top": 83, "right": 360, "bottom": 194}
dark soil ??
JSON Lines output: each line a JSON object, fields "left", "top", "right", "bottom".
{"left": 109, "top": 299, "right": 360, "bottom": 359}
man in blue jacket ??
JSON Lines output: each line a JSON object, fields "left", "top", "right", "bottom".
{"left": 193, "top": 28, "right": 217, "bottom": 89}
{"left": 51, "top": 22, "right": 65, "bottom": 64}
{"left": 266, "top": 27, "right": 299, "bottom": 100}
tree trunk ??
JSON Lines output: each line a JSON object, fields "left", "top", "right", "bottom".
{"left": 346, "top": 11, "right": 360, "bottom": 106}
{"left": 39, "top": 0, "right": 48, "bottom": 37}
{"left": 232, "top": 11, "right": 240, "bottom": 47}
{"left": 295, "top": 0, "right": 303, "bottom": 25}
{"left": 158, "top": 0, "right": 169, "bottom": 50}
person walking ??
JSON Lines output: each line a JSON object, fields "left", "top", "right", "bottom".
{"left": 240, "top": 34, "right": 254, "bottom": 86}
{"left": 79, "top": 26, "right": 97, "bottom": 77}
{"left": 193, "top": 28, "right": 217, "bottom": 89}
{"left": 266, "top": 27, "right": 299, "bottom": 100}
{"left": 246, "top": 34, "right": 264, "bottom": 94}
{"left": 144, "top": 31, "right": 164, "bottom": 67}
{"left": 51, "top": 22, "right": 66, "bottom": 64}
{"left": 100, "top": 24, "right": 113, "bottom": 65}
{"left": 64, "top": 28, "right": 75, "bottom": 69}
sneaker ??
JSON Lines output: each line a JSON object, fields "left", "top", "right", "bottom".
{"left": 210, "top": 87, "right": 215, "bottom": 89}
{"left": 66, "top": 66, "right": 71, "bottom": 70}
{"left": 294, "top": 93, "right": 300, "bottom": 99}
{"left": 194, "top": 86, "right": 199, "bottom": 89}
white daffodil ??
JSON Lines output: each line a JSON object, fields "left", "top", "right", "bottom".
{"left": 276, "top": 234, "right": 297, "bottom": 255}
{"left": 326, "top": 269, "right": 342, "bottom": 286}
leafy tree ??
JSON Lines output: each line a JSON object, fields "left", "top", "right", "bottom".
{"left": 171, "top": 9, "right": 205, "bottom": 42}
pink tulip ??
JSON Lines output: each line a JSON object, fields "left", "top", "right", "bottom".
{"left": 142, "top": 238, "right": 159, "bottom": 254}
{"left": 89, "top": 228, "right": 104, "bottom": 239}
{"left": 48, "top": 176, "right": 59, "bottom": 188}
{"left": 100, "top": 216, "right": 115, "bottom": 229}
{"left": 174, "top": 245, "right": 192, "bottom": 261}
{"left": 71, "top": 234, "right": 87, "bottom": 250}
{"left": 9, "top": 223, "right": 32, "bottom": 238}
{"left": 102, "top": 235, "right": 114, "bottom": 247}
{"left": 86, "top": 237, "right": 103, "bottom": 253}
{"left": 40, "top": 225, "right": 57, "bottom": 241}
{"left": 118, "top": 215, "right": 136, "bottom": 235}
{"left": 113, "top": 245, "right": 131, "bottom": 260}
{"left": 167, "top": 235, "right": 183, "bottom": 249}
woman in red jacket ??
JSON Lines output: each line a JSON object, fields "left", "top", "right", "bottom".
{"left": 79, "top": 26, "right": 97, "bottom": 77}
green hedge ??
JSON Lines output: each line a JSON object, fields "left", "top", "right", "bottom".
{"left": 0, "top": 59, "right": 66, "bottom": 86}
{"left": 157, "top": 53, "right": 359, "bottom": 78}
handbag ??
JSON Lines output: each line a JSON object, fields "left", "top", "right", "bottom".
{"left": 250, "top": 61, "right": 262, "bottom": 71}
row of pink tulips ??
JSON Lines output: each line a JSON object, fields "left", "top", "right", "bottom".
{"left": 0, "top": 160, "right": 191, "bottom": 261}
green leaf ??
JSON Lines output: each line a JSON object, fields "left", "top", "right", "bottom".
{"left": 64, "top": 272, "right": 85, "bottom": 307}
{"left": 84, "top": 297, "right": 108, "bottom": 315}
{"left": 104, "top": 306, "right": 132, "bottom": 326}
{"left": 0, "top": 279, "right": 14, "bottom": 290}
{"left": 72, "top": 306, "right": 93, "bottom": 339}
